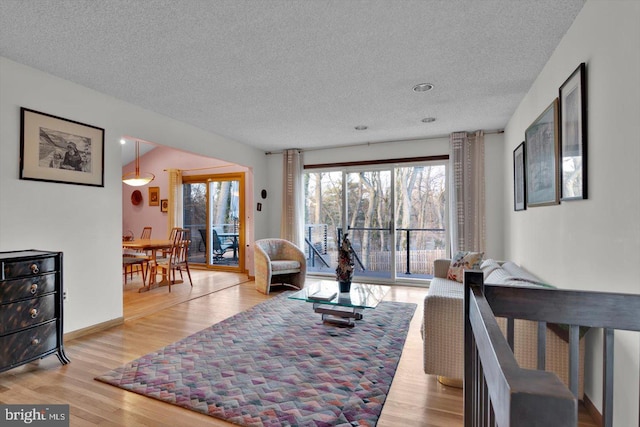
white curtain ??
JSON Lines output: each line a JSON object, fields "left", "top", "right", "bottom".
{"left": 449, "top": 131, "right": 486, "bottom": 253}
{"left": 280, "top": 149, "right": 304, "bottom": 248}
{"left": 167, "top": 168, "right": 183, "bottom": 236}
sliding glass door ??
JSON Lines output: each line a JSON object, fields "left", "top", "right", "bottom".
{"left": 303, "top": 160, "right": 447, "bottom": 283}
{"left": 393, "top": 164, "right": 448, "bottom": 278}
{"left": 182, "top": 173, "right": 244, "bottom": 272}
{"left": 345, "top": 169, "right": 393, "bottom": 281}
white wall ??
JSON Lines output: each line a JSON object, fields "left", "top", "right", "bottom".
{"left": 266, "top": 133, "right": 506, "bottom": 260}
{"left": 503, "top": 1, "right": 640, "bottom": 425}
{"left": 0, "top": 57, "right": 268, "bottom": 332}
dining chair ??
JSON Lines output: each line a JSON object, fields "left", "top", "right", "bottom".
{"left": 171, "top": 228, "right": 193, "bottom": 290}
{"left": 122, "top": 226, "right": 153, "bottom": 283}
{"left": 161, "top": 227, "right": 181, "bottom": 258}
{"left": 122, "top": 255, "right": 148, "bottom": 285}
{"left": 153, "top": 228, "right": 193, "bottom": 292}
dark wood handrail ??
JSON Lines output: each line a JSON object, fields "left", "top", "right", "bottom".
{"left": 463, "top": 270, "right": 640, "bottom": 427}
{"left": 483, "top": 284, "right": 640, "bottom": 331}
{"left": 464, "top": 272, "right": 576, "bottom": 426}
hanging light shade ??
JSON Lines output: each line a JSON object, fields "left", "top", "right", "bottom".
{"left": 122, "top": 140, "right": 155, "bottom": 186}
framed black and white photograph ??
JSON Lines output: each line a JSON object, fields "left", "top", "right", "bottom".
{"left": 513, "top": 141, "right": 526, "bottom": 211}
{"left": 20, "top": 108, "right": 104, "bottom": 187}
{"left": 525, "top": 99, "right": 559, "bottom": 207}
{"left": 559, "top": 62, "right": 587, "bottom": 200}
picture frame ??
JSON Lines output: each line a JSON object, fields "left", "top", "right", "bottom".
{"left": 20, "top": 108, "right": 104, "bottom": 187}
{"left": 525, "top": 99, "right": 560, "bottom": 207}
{"left": 513, "top": 141, "right": 526, "bottom": 211}
{"left": 559, "top": 62, "right": 587, "bottom": 200}
{"left": 148, "top": 187, "right": 160, "bottom": 206}
{"left": 160, "top": 199, "right": 168, "bottom": 213}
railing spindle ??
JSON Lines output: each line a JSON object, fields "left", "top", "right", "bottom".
{"left": 569, "top": 325, "right": 579, "bottom": 398}
{"left": 483, "top": 378, "right": 489, "bottom": 427}
{"left": 537, "top": 321, "right": 546, "bottom": 370}
{"left": 405, "top": 229, "right": 411, "bottom": 274}
{"left": 507, "top": 318, "right": 515, "bottom": 351}
{"left": 603, "top": 328, "right": 614, "bottom": 427}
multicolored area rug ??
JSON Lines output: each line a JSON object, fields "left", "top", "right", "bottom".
{"left": 96, "top": 293, "right": 416, "bottom": 426}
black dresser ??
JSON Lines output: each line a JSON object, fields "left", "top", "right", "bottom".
{"left": 0, "top": 250, "right": 69, "bottom": 373}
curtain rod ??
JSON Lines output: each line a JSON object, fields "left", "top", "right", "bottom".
{"left": 163, "top": 164, "right": 235, "bottom": 172}
{"left": 264, "top": 129, "right": 504, "bottom": 155}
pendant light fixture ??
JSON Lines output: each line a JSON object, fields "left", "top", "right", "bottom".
{"left": 122, "top": 140, "right": 155, "bottom": 186}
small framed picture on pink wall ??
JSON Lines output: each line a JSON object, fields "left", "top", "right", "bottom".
{"left": 160, "top": 199, "right": 168, "bottom": 213}
{"left": 148, "top": 187, "right": 159, "bottom": 206}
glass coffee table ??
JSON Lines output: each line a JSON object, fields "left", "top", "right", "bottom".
{"left": 288, "top": 280, "right": 390, "bottom": 327}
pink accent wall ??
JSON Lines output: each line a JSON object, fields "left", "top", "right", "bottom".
{"left": 122, "top": 144, "right": 250, "bottom": 239}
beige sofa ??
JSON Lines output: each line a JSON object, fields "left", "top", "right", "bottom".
{"left": 423, "top": 258, "right": 585, "bottom": 398}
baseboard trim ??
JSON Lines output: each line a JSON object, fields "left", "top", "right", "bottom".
{"left": 64, "top": 317, "right": 124, "bottom": 342}
{"left": 583, "top": 393, "right": 603, "bottom": 427}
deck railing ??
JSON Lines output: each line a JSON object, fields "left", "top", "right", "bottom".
{"left": 464, "top": 270, "right": 640, "bottom": 427}
{"left": 305, "top": 224, "right": 446, "bottom": 277}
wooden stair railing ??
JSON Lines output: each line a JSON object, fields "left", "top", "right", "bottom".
{"left": 463, "top": 270, "right": 640, "bottom": 427}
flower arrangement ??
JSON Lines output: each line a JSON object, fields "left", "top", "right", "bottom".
{"left": 336, "top": 233, "right": 354, "bottom": 285}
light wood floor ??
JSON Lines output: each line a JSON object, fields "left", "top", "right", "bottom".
{"left": 0, "top": 271, "right": 597, "bottom": 426}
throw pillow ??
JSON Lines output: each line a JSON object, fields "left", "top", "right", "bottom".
{"left": 447, "top": 251, "right": 484, "bottom": 283}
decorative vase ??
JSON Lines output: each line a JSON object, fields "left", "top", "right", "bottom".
{"left": 339, "top": 281, "right": 351, "bottom": 293}
{"left": 336, "top": 233, "right": 355, "bottom": 293}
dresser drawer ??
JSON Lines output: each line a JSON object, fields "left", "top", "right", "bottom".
{"left": 2, "top": 256, "right": 56, "bottom": 280}
{"left": 0, "top": 294, "right": 56, "bottom": 335}
{"left": 0, "top": 322, "right": 57, "bottom": 368}
{"left": 0, "top": 273, "right": 56, "bottom": 304}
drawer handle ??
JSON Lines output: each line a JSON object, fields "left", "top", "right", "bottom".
{"left": 30, "top": 308, "right": 38, "bottom": 319}
{"left": 30, "top": 264, "right": 39, "bottom": 274}
{"left": 30, "top": 283, "right": 38, "bottom": 294}
{"left": 32, "top": 338, "right": 40, "bottom": 346}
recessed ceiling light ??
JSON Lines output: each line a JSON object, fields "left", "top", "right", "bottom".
{"left": 120, "top": 138, "right": 127, "bottom": 144}
{"left": 354, "top": 125, "right": 368, "bottom": 131}
{"left": 421, "top": 117, "right": 436, "bottom": 123}
{"left": 413, "top": 83, "right": 434, "bottom": 92}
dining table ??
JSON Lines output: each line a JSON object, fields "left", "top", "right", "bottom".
{"left": 122, "top": 238, "right": 181, "bottom": 292}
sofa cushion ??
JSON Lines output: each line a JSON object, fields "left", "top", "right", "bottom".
{"left": 447, "top": 251, "right": 484, "bottom": 282}
{"left": 485, "top": 262, "right": 553, "bottom": 288}
{"left": 501, "top": 262, "right": 547, "bottom": 284}
{"left": 480, "top": 259, "right": 502, "bottom": 279}
{"left": 485, "top": 267, "right": 511, "bottom": 285}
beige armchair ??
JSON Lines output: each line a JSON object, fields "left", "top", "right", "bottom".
{"left": 254, "top": 239, "right": 306, "bottom": 294}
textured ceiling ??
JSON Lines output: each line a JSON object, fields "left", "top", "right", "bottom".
{"left": 0, "top": 0, "right": 585, "bottom": 159}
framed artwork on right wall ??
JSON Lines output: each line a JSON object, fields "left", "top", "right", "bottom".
{"left": 559, "top": 62, "right": 588, "bottom": 200}
{"left": 513, "top": 141, "right": 526, "bottom": 211}
{"left": 525, "top": 99, "right": 560, "bottom": 207}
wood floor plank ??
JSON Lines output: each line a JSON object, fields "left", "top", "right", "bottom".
{"left": 0, "top": 272, "right": 597, "bottom": 426}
